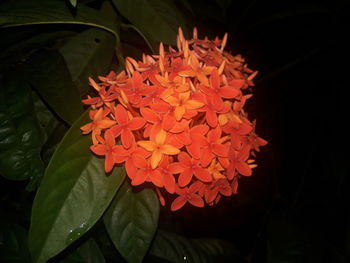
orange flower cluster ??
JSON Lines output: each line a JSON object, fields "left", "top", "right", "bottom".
{"left": 81, "top": 28, "right": 267, "bottom": 211}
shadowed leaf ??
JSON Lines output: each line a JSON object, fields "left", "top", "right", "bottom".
{"left": 0, "top": 74, "right": 44, "bottom": 181}
{"left": 104, "top": 181, "right": 160, "bottom": 263}
{"left": 60, "top": 28, "right": 116, "bottom": 96}
{"left": 112, "top": 0, "right": 188, "bottom": 47}
{"left": 24, "top": 50, "right": 83, "bottom": 125}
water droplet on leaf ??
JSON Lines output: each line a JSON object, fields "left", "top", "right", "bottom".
{"left": 65, "top": 223, "right": 89, "bottom": 245}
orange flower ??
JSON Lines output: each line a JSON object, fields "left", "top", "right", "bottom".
{"left": 200, "top": 69, "right": 241, "bottom": 110}
{"left": 81, "top": 27, "right": 267, "bottom": 211}
{"left": 163, "top": 91, "right": 203, "bottom": 121}
{"left": 131, "top": 154, "right": 163, "bottom": 187}
{"left": 90, "top": 130, "right": 118, "bottom": 172}
{"left": 110, "top": 104, "right": 145, "bottom": 148}
{"left": 179, "top": 52, "right": 214, "bottom": 86}
{"left": 177, "top": 151, "right": 212, "bottom": 187}
{"left": 204, "top": 178, "right": 232, "bottom": 204}
{"left": 137, "top": 129, "right": 180, "bottom": 169}
{"left": 171, "top": 181, "right": 205, "bottom": 211}
{"left": 80, "top": 108, "right": 116, "bottom": 145}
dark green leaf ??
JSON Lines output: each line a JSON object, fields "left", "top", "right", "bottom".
{"left": 149, "top": 230, "right": 208, "bottom": 263}
{"left": 29, "top": 111, "right": 126, "bottom": 263}
{"left": 191, "top": 238, "right": 240, "bottom": 262}
{"left": 112, "top": 0, "right": 188, "bottom": 46}
{"left": 57, "top": 238, "right": 104, "bottom": 263}
{"left": 150, "top": 231, "right": 239, "bottom": 263}
{"left": 32, "top": 91, "right": 59, "bottom": 145}
{"left": 60, "top": 28, "right": 115, "bottom": 96}
{"left": 104, "top": 181, "right": 160, "bottom": 263}
{"left": 77, "top": 238, "right": 106, "bottom": 263}
{"left": 69, "top": 0, "right": 78, "bottom": 8}
{"left": 0, "top": 74, "right": 44, "bottom": 181}
{"left": 0, "top": 1, "right": 119, "bottom": 42}
{"left": 24, "top": 50, "right": 83, "bottom": 125}
{"left": 0, "top": 222, "right": 30, "bottom": 263}
{"left": 0, "top": 28, "right": 77, "bottom": 71}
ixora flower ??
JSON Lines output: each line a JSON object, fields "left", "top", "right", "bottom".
{"left": 81, "top": 28, "right": 267, "bottom": 211}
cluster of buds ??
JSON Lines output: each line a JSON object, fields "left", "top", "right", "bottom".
{"left": 81, "top": 28, "right": 267, "bottom": 211}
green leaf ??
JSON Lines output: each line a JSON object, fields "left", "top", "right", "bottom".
{"left": 0, "top": 1, "right": 120, "bottom": 42}
{"left": 191, "top": 238, "right": 240, "bottom": 262}
{"left": 24, "top": 50, "right": 83, "bottom": 125}
{"left": 0, "top": 28, "right": 77, "bottom": 71}
{"left": 0, "top": 222, "right": 30, "bottom": 263}
{"left": 112, "top": 0, "right": 188, "bottom": 46}
{"left": 104, "top": 181, "right": 160, "bottom": 263}
{"left": 77, "top": 238, "right": 106, "bottom": 263}
{"left": 60, "top": 28, "right": 116, "bottom": 96}
{"left": 149, "top": 230, "right": 208, "bottom": 263}
{"left": 69, "top": 0, "right": 78, "bottom": 8}
{"left": 0, "top": 74, "right": 44, "bottom": 181}
{"left": 29, "top": 111, "right": 126, "bottom": 263}
{"left": 149, "top": 231, "right": 239, "bottom": 263}
{"left": 58, "top": 238, "right": 105, "bottom": 263}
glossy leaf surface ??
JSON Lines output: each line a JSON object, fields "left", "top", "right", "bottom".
{"left": 60, "top": 28, "right": 115, "bottom": 96}
{"left": 149, "top": 230, "right": 207, "bottom": 263}
{"left": 29, "top": 111, "right": 125, "bottom": 263}
{"left": 0, "top": 74, "right": 44, "bottom": 180}
{"left": 149, "top": 230, "right": 239, "bottom": 263}
{"left": 24, "top": 50, "right": 83, "bottom": 125}
{"left": 104, "top": 181, "right": 160, "bottom": 263}
{"left": 0, "top": 1, "right": 119, "bottom": 41}
{"left": 112, "top": 0, "right": 188, "bottom": 46}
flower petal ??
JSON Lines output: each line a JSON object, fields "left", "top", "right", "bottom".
{"left": 212, "top": 144, "right": 228, "bottom": 157}
{"left": 219, "top": 86, "right": 240, "bottom": 98}
{"left": 190, "top": 124, "right": 209, "bottom": 135}
{"left": 193, "top": 167, "right": 212, "bottom": 182}
{"left": 104, "top": 129, "right": 115, "bottom": 147}
{"left": 150, "top": 170, "right": 163, "bottom": 187}
{"left": 155, "top": 129, "right": 167, "bottom": 145}
{"left": 200, "top": 149, "right": 214, "bottom": 167}
{"left": 174, "top": 105, "right": 185, "bottom": 121}
{"left": 211, "top": 94, "right": 224, "bottom": 111}
{"left": 208, "top": 126, "right": 221, "bottom": 142}
{"left": 115, "top": 104, "right": 129, "bottom": 124}
{"left": 178, "top": 168, "right": 193, "bottom": 187}
{"left": 162, "top": 114, "right": 176, "bottom": 131}
{"left": 236, "top": 161, "right": 252, "bottom": 176}
{"left": 141, "top": 107, "right": 160, "bottom": 123}
{"left": 161, "top": 144, "right": 180, "bottom": 155}
{"left": 132, "top": 169, "right": 148, "bottom": 186}
{"left": 188, "top": 194, "right": 204, "bottom": 207}
{"left": 90, "top": 145, "right": 107, "bottom": 156}
{"left": 131, "top": 154, "right": 148, "bottom": 169}
{"left": 206, "top": 110, "right": 218, "bottom": 128}
{"left": 128, "top": 117, "right": 146, "bottom": 130}
{"left": 97, "top": 119, "right": 116, "bottom": 129}
{"left": 121, "top": 128, "right": 134, "bottom": 149}
{"left": 168, "top": 162, "right": 184, "bottom": 174}
{"left": 150, "top": 150, "right": 162, "bottom": 169}
{"left": 105, "top": 152, "right": 114, "bottom": 173}
{"left": 163, "top": 173, "right": 175, "bottom": 194}
{"left": 210, "top": 69, "right": 220, "bottom": 90}
{"left": 228, "top": 79, "right": 245, "bottom": 89}
{"left": 178, "top": 152, "right": 192, "bottom": 167}
{"left": 185, "top": 100, "right": 204, "bottom": 110}
{"left": 171, "top": 196, "right": 187, "bottom": 211}
{"left": 137, "top": 140, "right": 156, "bottom": 151}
